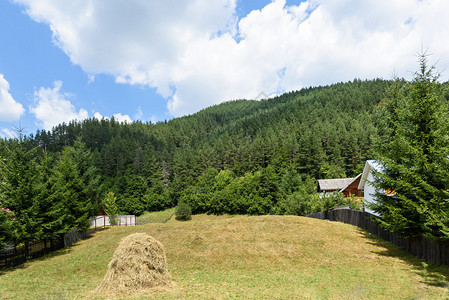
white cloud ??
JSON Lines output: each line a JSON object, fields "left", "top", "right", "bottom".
{"left": 14, "top": 0, "right": 449, "bottom": 117}
{"left": 1, "top": 128, "right": 15, "bottom": 139}
{"left": 30, "top": 81, "right": 88, "bottom": 130}
{"left": 94, "top": 111, "right": 134, "bottom": 123}
{"left": 113, "top": 113, "right": 132, "bottom": 124}
{"left": 93, "top": 112, "right": 108, "bottom": 120}
{"left": 0, "top": 74, "right": 25, "bottom": 122}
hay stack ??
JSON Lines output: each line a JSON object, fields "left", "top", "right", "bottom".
{"left": 96, "top": 233, "right": 173, "bottom": 295}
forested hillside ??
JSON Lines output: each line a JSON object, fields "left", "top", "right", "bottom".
{"left": 1, "top": 79, "right": 393, "bottom": 244}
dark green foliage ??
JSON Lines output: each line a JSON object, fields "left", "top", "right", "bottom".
{"left": 50, "top": 146, "right": 95, "bottom": 231}
{"left": 175, "top": 202, "right": 192, "bottom": 221}
{"left": 0, "top": 201, "right": 14, "bottom": 247}
{"left": 0, "top": 79, "right": 397, "bottom": 237}
{"left": 35, "top": 151, "right": 68, "bottom": 238}
{"left": 372, "top": 53, "right": 449, "bottom": 240}
{"left": 0, "top": 140, "right": 41, "bottom": 243}
{"left": 180, "top": 167, "right": 280, "bottom": 215}
{"left": 0, "top": 139, "right": 101, "bottom": 247}
{"left": 276, "top": 191, "right": 349, "bottom": 217}
{"left": 276, "top": 176, "right": 319, "bottom": 216}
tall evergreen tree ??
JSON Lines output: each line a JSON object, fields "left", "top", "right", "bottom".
{"left": 0, "top": 140, "right": 41, "bottom": 244}
{"left": 51, "top": 146, "right": 95, "bottom": 231}
{"left": 35, "top": 151, "right": 69, "bottom": 237}
{"left": 372, "top": 53, "right": 449, "bottom": 240}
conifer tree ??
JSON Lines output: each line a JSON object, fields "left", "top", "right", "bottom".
{"left": 372, "top": 52, "right": 449, "bottom": 240}
{"left": 51, "top": 146, "right": 95, "bottom": 231}
{"left": 35, "top": 151, "right": 69, "bottom": 237}
{"left": 102, "top": 191, "right": 118, "bottom": 225}
{"left": 0, "top": 140, "right": 41, "bottom": 244}
{"left": 71, "top": 139, "right": 101, "bottom": 213}
{"left": 0, "top": 200, "right": 14, "bottom": 247}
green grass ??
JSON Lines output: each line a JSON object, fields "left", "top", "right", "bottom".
{"left": 136, "top": 207, "right": 176, "bottom": 224}
{"left": 1, "top": 215, "right": 449, "bottom": 299}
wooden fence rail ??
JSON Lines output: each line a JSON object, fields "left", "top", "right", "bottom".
{"left": 0, "top": 236, "right": 64, "bottom": 268}
{"left": 307, "top": 208, "right": 449, "bottom": 266}
{"left": 0, "top": 228, "right": 90, "bottom": 269}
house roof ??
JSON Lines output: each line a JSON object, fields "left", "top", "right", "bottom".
{"left": 318, "top": 177, "right": 354, "bottom": 191}
{"left": 339, "top": 173, "right": 362, "bottom": 193}
{"left": 358, "top": 160, "right": 382, "bottom": 190}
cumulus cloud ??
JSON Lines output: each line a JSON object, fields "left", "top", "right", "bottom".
{"left": 113, "top": 113, "right": 132, "bottom": 124}
{"left": 14, "top": 0, "right": 449, "bottom": 117}
{"left": 93, "top": 112, "right": 104, "bottom": 120}
{"left": 30, "top": 81, "right": 88, "bottom": 130}
{"left": 0, "top": 74, "right": 25, "bottom": 122}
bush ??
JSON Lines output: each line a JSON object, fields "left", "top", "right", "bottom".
{"left": 276, "top": 192, "right": 310, "bottom": 216}
{"left": 175, "top": 202, "right": 192, "bottom": 221}
{"left": 321, "top": 191, "right": 346, "bottom": 218}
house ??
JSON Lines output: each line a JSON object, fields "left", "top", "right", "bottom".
{"left": 318, "top": 177, "right": 353, "bottom": 194}
{"left": 358, "top": 160, "right": 382, "bottom": 216}
{"left": 318, "top": 173, "right": 362, "bottom": 197}
{"left": 338, "top": 173, "right": 362, "bottom": 197}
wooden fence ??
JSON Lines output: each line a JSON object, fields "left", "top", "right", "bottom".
{"left": 0, "top": 228, "right": 90, "bottom": 269}
{"left": 0, "top": 236, "right": 64, "bottom": 268}
{"left": 1, "top": 216, "right": 138, "bottom": 269}
{"left": 307, "top": 208, "right": 449, "bottom": 266}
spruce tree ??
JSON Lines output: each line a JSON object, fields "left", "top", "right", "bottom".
{"left": 372, "top": 52, "right": 449, "bottom": 240}
{"left": 102, "top": 191, "right": 118, "bottom": 225}
{"left": 51, "top": 145, "right": 95, "bottom": 231}
{"left": 35, "top": 151, "right": 69, "bottom": 237}
{"left": 0, "top": 140, "right": 41, "bottom": 244}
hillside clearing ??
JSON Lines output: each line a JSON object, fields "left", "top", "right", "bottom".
{"left": 1, "top": 215, "right": 448, "bottom": 299}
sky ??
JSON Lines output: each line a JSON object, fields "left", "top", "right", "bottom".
{"left": 1, "top": 0, "right": 449, "bottom": 139}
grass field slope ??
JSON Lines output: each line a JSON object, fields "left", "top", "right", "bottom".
{"left": 1, "top": 215, "right": 449, "bottom": 299}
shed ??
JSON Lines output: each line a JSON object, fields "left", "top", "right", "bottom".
{"left": 318, "top": 174, "right": 363, "bottom": 197}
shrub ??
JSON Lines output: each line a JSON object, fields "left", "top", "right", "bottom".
{"left": 175, "top": 202, "right": 192, "bottom": 221}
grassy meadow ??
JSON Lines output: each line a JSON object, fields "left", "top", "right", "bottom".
{"left": 1, "top": 214, "right": 449, "bottom": 299}
{"left": 136, "top": 207, "right": 176, "bottom": 224}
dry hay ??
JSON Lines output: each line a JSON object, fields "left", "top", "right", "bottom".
{"left": 96, "top": 233, "right": 174, "bottom": 295}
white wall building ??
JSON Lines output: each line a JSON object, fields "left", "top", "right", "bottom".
{"left": 358, "top": 160, "right": 382, "bottom": 216}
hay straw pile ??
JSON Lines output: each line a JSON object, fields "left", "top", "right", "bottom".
{"left": 96, "top": 233, "right": 173, "bottom": 295}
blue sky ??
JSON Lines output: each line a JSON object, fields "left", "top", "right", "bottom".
{"left": 1, "top": 0, "right": 448, "bottom": 138}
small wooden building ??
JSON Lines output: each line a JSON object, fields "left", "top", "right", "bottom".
{"left": 318, "top": 173, "right": 362, "bottom": 197}
{"left": 339, "top": 173, "right": 362, "bottom": 197}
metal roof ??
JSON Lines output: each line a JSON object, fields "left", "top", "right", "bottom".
{"left": 358, "top": 160, "right": 382, "bottom": 190}
{"left": 318, "top": 177, "right": 354, "bottom": 191}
